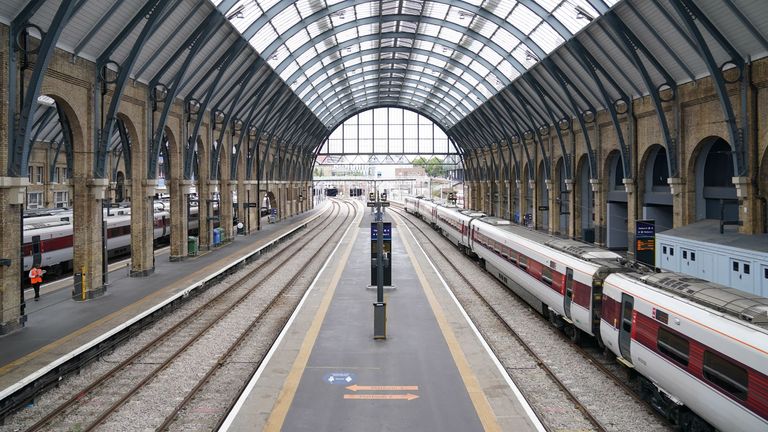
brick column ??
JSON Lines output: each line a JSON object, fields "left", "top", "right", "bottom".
{"left": 0, "top": 179, "right": 27, "bottom": 333}
{"left": 565, "top": 179, "right": 576, "bottom": 238}
{"left": 733, "top": 176, "right": 763, "bottom": 234}
{"left": 72, "top": 178, "right": 109, "bottom": 300}
{"left": 667, "top": 177, "right": 686, "bottom": 229}
{"left": 590, "top": 178, "right": 606, "bottom": 247}
{"left": 198, "top": 180, "right": 215, "bottom": 251}
{"left": 547, "top": 179, "right": 558, "bottom": 235}
{"left": 129, "top": 179, "right": 157, "bottom": 277}
{"left": 169, "top": 179, "right": 192, "bottom": 260}
{"left": 624, "top": 178, "right": 637, "bottom": 259}
{"left": 220, "top": 180, "right": 234, "bottom": 242}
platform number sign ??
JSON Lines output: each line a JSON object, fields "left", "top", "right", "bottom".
{"left": 447, "top": 192, "right": 457, "bottom": 205}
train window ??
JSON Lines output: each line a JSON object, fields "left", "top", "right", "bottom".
{"left": 703, "top": 351, "right": 748, "bottom": 401}
{"left": 690, "top": 252, "right": 696, "bottom": 261}
{"left": 669, "top": 247, "right": 674, "bottom": 256}
{"left": 733, "top": 261, "right": 739, "bottom": 272}
{"left": 662, "top": 246, "right": 667, "bottom": 254}
{"left": 518, "top": 255, "right": 528, "bottom": 270}
{"left": 657, "top": 327, "right": 689, "bottom": 367}
{"left": 682, "top": 250, "right": 687, "bottom": 259}
{"left": 541, "top": 267, "right": 552, "bottom": 286}
{"left": 743, "top": 264, "right": 750, "bottom": 275}
{"left": 622, "top": 302, "right": 633, "bottom": 332}
{"left": 764, "top": 268, "right": 768, "bottom": 279}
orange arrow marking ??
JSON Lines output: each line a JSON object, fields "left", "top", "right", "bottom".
{"left": 344, "top": 394, "right": 419, "bottom": 401}
{"left": 346, "top": 385, "right": 419, "bottom": 392}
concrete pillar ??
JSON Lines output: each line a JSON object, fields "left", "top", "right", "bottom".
{"left": 72, "top": 178, "right": 109, "bottom": 300}
{"left": 590, "top": 178, "right": 606, "bottom": 247}
{"left": 129, "top": 179, "right": 157, "bottom": 276}
{"left": 733, "top": 176, "right": 763, "bottom": 234}
{"left": 624, "top": 179, "right": 637, "bottom": 259}
{"left": 562, "top": 179, "right": 576, "bottom": 238}
{"left": 0, "top": 179, "right": 27, "bottom": 333}
{"left": 667, "top": 177, "right": 686, "bottom": 229}
{"left": 169, "top": 179, "right": 192, "bottom": 260}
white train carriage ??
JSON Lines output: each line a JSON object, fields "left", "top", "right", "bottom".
{"left": 434, "top": 206, "right": 482, "bottom": 249}
{"left": 22, "top": 208, "right": 173, "bottom": 274}
{"left": 417, "top": 199, "right": 438, "bottom": 225}
{"left": 600, "top": 272, "right": 768, "bottom": 432}
{"left": 404, "top": 196, "right": 421, "bottom": 214}
{"left": 470, "top": 217, "right": 623, "bottom": 338}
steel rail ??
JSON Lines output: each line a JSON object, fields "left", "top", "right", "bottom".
{"left": 25, "top": 202, "right": 340, "bottom": 432}
{"left": 161, "top": 200, "right": 358, "bottom": 431}
{"left": 390, "top": 206, "right": 607, "bottom": 432}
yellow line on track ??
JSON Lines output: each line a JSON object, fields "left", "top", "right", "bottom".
{"left": 395, "top": 212, "right": 501, "bottom": 432}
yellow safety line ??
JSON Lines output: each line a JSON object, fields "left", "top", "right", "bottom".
{"left": 264, "top": 210, "right": 361, "bottom": 431}
{"left": 0, "top": 214, "right": 320, "bottom": 377}
{"left": 398, "top": 214, "right": 501, "bottom": 432}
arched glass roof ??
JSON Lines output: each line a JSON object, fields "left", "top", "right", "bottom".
{"left": 212, "top": 0, "right": 619, "bottom": 129}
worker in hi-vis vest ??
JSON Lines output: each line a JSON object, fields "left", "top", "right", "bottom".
{"left": 28, "top": 266, "right": 46, "bottom": 301}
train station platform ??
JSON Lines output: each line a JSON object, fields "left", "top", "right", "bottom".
{"left": 221, "top": 208, "right": 544, "bottom": 431}
{"left": 0, "top": 203, "right": 327, "bottom": 403}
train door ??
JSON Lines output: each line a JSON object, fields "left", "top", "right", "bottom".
{"left": 681, "top": 248, "right": 697, "bottom": 277}
{"left": 730, "top": 258, "right": 754, "bottom": 294}
{"left": 563, "top": 267, "right": 573, "bottom": 319}
{"left": 762, "top": 265, "right": 768, "bottom": 297}
{"left": 32, "top": 235, "right": 42, "bottom": 267}
{"left": 619, "top": 294, "right": 634, "bottom": 361}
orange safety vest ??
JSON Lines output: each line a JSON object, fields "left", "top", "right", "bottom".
{"left": 29, "top": 268, "right": 43, "bottom": 284}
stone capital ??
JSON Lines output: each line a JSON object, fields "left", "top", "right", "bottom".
{"left": 667, "top": 177, "right": 684, "bottom": 195}
{"left": 142, "top": 179, "right": 158, "bottom": 197}
{"left": 87, "top": 178, "right": 110, "bottom": 199}
{"left": 622, "top": 178, "right": 636, "bottom": 194}
{"left": 544, "top": 179, "right": 553, "bottom": 191}
{"left": 0, "top": 177, "right": 29, "bottom": 204}
{"left": 227, "top": 181, "right": 238, "bottom": 187}
{"left": 528, "top": 179, "right": 536, "bottom": 190}
{"left": 564, "top": 179, "right": 574, "bottom": 191}
{"left": 732, "top": 176, "right": 752, "bottom": 198}
{"left": 589, "top": 178, "right": 601, "bottom": 193}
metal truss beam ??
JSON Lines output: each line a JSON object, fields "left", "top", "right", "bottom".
{"left": 11, "top": 0, "right": 78, "bottom": 178}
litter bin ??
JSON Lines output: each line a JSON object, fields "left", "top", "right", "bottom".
{"left": 213, "top": 228, "right": 221, "bottom": 246}
{"left": 188, "top": 236, "right": 198, "bottom": 256}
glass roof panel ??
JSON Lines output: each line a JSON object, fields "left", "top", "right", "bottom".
{"left": 272, "top": 5, "right": 301, "bottom": 35}
{"left": 507, "top": 4, "right": 542, "bottom": 35}
{"left": 213, "top": 0, "right": 608, "bottom": 128}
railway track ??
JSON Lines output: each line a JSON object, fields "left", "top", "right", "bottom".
{"left": 18, "top": 200, "right": 357, "bottom": 432}
{"left": 390, "top": 205, "right": 670, "bottom": 432}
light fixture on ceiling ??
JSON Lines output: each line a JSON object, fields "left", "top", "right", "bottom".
{"left": 346, "top": 46, "right": 352, "bottom": 53}
{"left": 271, "top": 54, "right": 278, "bottom": 61}
{"left": 525, "top": 50, "right": 538, "bottom": 62}
{"left": 226, "top": 5, "right": 244, "bottom": 20}
{"left": 37, "top": 94, "right": 55, "bottom": 107}
{"left": 575, "top": 6, "right": 594, "bottom": 22}
{"left": 459, "top": 12, "right": 466, "bottom": 20}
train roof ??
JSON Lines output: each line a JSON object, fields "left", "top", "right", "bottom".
{"left": 23, "top": 220, "right": 70, "bottom": 231}
{"left": 656, "top": 219, "right": 768, "bottom": 254}
{"left": 476, "top": 216, "right": 623, "bottom": 264}
{"left": 633, "top": 272, "right": 768, "bottom": 328}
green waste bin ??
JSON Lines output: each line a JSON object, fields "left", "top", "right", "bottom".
{"left": 188, "top": 236, "right": 198, "bottom": 256}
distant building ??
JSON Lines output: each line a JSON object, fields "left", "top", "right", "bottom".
{"left": 395, "top": 167, "right": 426, "bottom": 177}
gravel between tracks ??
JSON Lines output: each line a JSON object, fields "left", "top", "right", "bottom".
{"left": 393, "top": 208, "right": 671, "bottom": 432}
{"left": 0, "top": 201, "right": 353, "bottom": 432}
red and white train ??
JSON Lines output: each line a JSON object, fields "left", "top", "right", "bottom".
{"left": 21, "top": 201, "right": 205, "bottom": 276}
{"left": 405, "top": 196, "right": 768, "bottom": 432}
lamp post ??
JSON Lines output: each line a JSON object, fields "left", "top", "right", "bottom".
{"left": 368, "top": 190, "right": 390, "bottom": 339}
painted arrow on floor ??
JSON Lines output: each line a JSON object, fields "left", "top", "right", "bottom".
{"left": 346, "top": 385, "right": 419, "bottom": 392}
{"left": 344, "top": 394, "right": 420, "bottom": 401}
